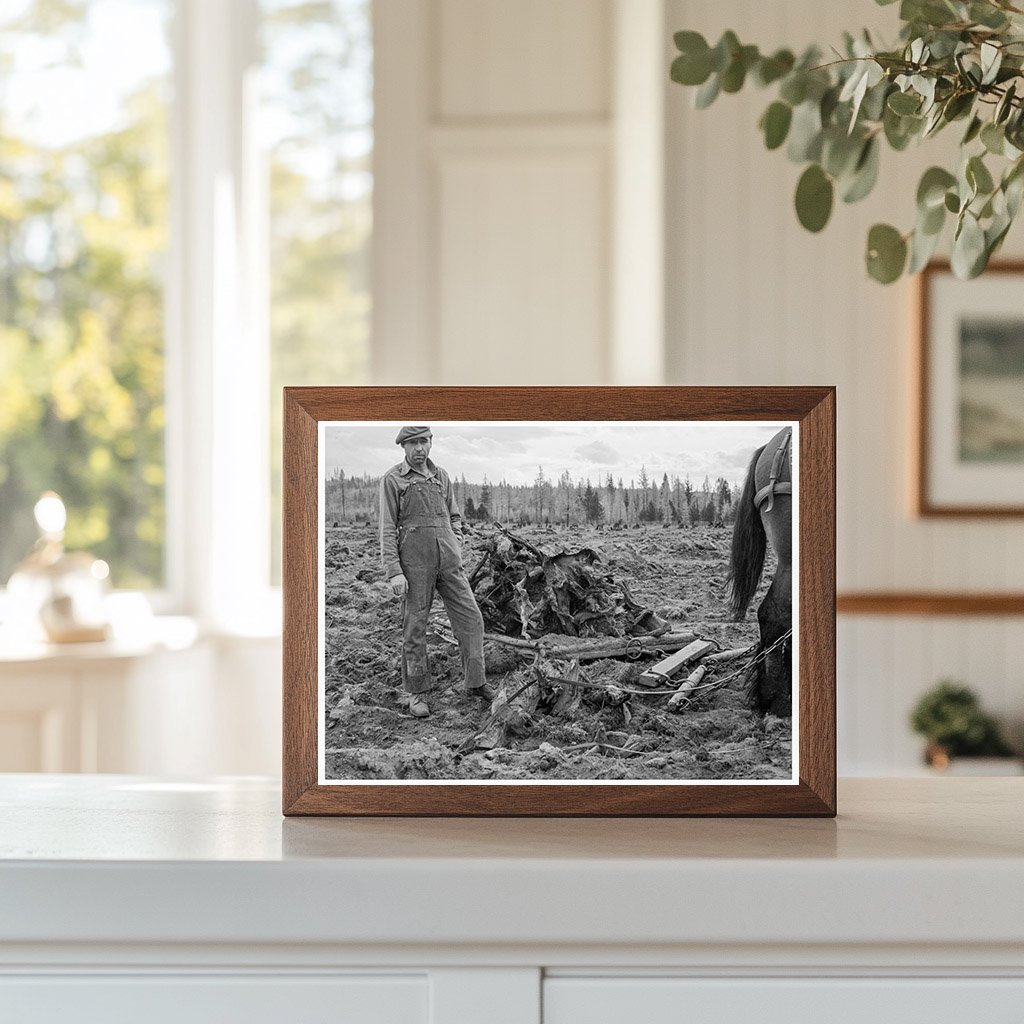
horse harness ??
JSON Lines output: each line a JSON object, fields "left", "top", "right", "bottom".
{"left": 753, "top": 429, "right": 792, "bottom": 513}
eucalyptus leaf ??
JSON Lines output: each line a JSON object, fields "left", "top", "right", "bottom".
{"left": 795, "top": 164, "right": 834, "bottom": 232}
{"left": 981, "top": 122, "right": 1005, "bottom": 155}
{"left": 927, "top": 30, "right": 962, "bottom": 60}
{"left": 967, "top": 154, "right": 995, "bottom": 195}
{"left": 995, "top": 82, "right": 1017, "bottom": 124}
{"left": 779, "top": 74, "right": 807, "bottom": 106}
{"left": 970, "top": 2, "right": 1009, "bottom": 30}
{"left": 1006, "top": 172, "right": 1024, "bottom": 218}
{"left": 920, "top": 199, "right": 946, "bottom": 235}
{"left": 842, "top": 137, "right": 881, "bottom": 203}
{"left": 760, "top": 101, "right": 793, "bottom": 150}
{"left": 908, "top": 221, "right": 943, "bottom": 273}
{"left": 888, "top": 90, "right": 921, "bottom": 115}
{"left": 866, "top": 223, "right": 908, "bottom": 283}
{"left": 942, "top": 92, "right": 974, "bottom": 122}
{"left": 917, "top": 166, "right": 957, "bottom": 210}
{"left": 884, "top": 106, "right": 921, "bottom": 149}
{"left": 922, "top": 103, "right": 946, "bottom": 137}
{"left": 787, "top": 100, "right": 824, "bottom": 162}
{"left": 820, "top": 85, "right": 841, "bottom": 126}
{"left": 951, "top": 211, "right": 986, "bottom": 278}
{"left": 1003, "top": 157, "right": 1024, "bottom": 216}
{"left": 904, "top": 0, "right": 958, "bottom": 28}
{"left": 721, "top": 45, "right": 759, "bottom": 93}
{"left": 822, "top": 129, "right": 864, "bottom": 178}
{"left": 754, "top": 49, "right": 795, "bottom": 87}
{"left": 962, "top": 115, "right": 983, "bottom": 145}
{"left": 671, "top": 45, "right": 712, "bottom": 87}
{"left": 986, "top": 212, "right": 1012, "bottom": 259}
{"left": 694, "top": 73, "right": 721, "bottom": 109}
{"left": 861, "top": 80, "right": 893, "bottom": 122}
{"left": 710, "top": 31, "right": 740, "bottom": 73}
{"left": 944, "top": 190, "right": 960, "bottom": 213}
{"left": 980, "top": 42, "right": 1002, "bottom": 86}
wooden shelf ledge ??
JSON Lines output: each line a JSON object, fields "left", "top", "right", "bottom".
{"left": 838, "top": 592, "right": 1024, "bottom": 616}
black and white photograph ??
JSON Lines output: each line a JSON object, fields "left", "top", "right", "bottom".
{"left": 318, "top": 419, "right": 798, "bottom": 784}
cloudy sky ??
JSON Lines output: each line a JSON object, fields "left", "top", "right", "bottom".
{"left": 323, "top": 421, "right": 793, "bottom": 487}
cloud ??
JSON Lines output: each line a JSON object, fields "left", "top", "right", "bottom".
{"left": 574, "top": 440, "right": 620, "bottom": 465}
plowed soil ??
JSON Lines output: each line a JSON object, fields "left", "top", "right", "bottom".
{"left": 323, "top": 521, "right": 791, "bottom": 781}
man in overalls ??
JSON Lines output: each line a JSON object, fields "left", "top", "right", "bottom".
{"left": 379, "top": 426, "right": 491, "bottom": 718}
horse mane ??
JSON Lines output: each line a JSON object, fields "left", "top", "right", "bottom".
{"left": 727, "top": 443, "right": 767, "bottom": 620}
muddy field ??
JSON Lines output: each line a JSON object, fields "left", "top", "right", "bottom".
{"left": 323, "top": 521, "right": 791, "bottom": 782}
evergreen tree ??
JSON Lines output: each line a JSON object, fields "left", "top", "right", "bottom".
{"left": 583, "top": 481, "right": 604, "bottom": 523}
{"left": 638, "top": 464, "right": 650, "bottom": 515}
{"left": 533, "top": 466, "right": 546, "bottom": 523}
{"left": 558, "top": 469, "right": 574, "bottom": 526}
{"left": 716, "top": 477, "right": 733, "bottom": 519}
{"left": 478, "top": 477, "right": 492, "bottom": 519}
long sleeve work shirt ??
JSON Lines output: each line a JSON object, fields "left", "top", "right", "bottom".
{"left": 379, "top": 457, "right": 463, "bottom": 579}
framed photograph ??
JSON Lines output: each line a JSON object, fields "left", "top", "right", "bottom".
{"left": 918, "top": 261, "right": 1024, "bottom": 516}
{"left": 283, "top": 387, "right": 835, "bottom": 816}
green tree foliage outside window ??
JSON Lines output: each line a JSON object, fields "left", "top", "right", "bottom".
{"left": 0, "top": 0, "right": 171, "bottom": 588}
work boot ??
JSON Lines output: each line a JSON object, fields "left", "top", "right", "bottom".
{"left": 407, "top": 694, "right": 430, "bottom": 718}
{"left": 463, "top": 680, "right": 497, "bottom": 701}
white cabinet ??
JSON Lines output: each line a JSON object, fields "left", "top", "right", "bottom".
{"left": 0, "top": 975, "right": 428, "bottom": 1024}
{"left": 1, "top": 777, "right": 1022, "bottom": 1023}
{"left": 544, "top": 977, "right": 1024, "bottom": 1024}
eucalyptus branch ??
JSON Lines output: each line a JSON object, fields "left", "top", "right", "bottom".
{"left": 670, "top": 2, "right": 1024, "bottom": 283}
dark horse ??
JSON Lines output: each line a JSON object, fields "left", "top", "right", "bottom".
{"left": 728, "top": 426, "right": 793, "bottom": 716}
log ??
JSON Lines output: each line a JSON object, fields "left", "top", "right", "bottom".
{"left": 526, "top": 631, "right": 698, "bottom": 662}
{"left": 638, "top": 639, "right": 716, "bottom": 687}
{"left": 437, "top": 625, "right": 702, "bottom": 663}
{"left": 703, "top": 646, "right": 750, "bottom": 664}
{"left": 668, "top": 664, "right": 707, "bottom": 709}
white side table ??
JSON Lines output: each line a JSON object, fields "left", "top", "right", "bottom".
{"left": 0, "top": 620, "right": 204, "bottom": 772}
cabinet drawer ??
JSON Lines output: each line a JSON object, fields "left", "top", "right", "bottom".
{"left": 544, "top": 977, "right": 1024, "bottom": 1024}
{"left": 0, "top": 974, "right": 427, "bottom": 1024}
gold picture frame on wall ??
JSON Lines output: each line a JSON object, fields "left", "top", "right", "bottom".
{"left": 917, "top": 261, "right": 1024, "bottom": 517}
{"left": 282, "top": 386, "right": 836, "bottom": 817}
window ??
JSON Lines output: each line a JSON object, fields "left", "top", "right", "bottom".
{"left": 261, "top": 0, "right": 372, "bottom": 582}
{"left": 0, "top": 0, "right": 373, "bottom": 621}
{"left": 0, "top": 0, "right": 173, "bottom": 589}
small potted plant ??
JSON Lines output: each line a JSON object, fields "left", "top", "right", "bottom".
{"left": 910, "top": 680, "right": 1020, "bottom": 773}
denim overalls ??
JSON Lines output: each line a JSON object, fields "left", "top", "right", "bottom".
{"left": 397, "top": 475, "right": 485, "bottom": 694}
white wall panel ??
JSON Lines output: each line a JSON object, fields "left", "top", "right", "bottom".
{"left": 438, "top": 0, "right": 610, "bottom": 120}
{"left": 666, "top": 0, "right": 1024, "bottom": 774}
{"left": 375, "top": 0, "right": 621, "bottom": 386}
{"left": 437, "top": 151, "right": 608, "bottom": 384}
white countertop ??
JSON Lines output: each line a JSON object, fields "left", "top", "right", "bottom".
{"left": 1, "top": 776, "right": 1022, "bottom": 950}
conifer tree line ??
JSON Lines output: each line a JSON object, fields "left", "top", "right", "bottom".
{"left": 325, "top": 466, "right": 743, "bottom": 528}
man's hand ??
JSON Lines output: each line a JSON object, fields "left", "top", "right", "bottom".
{"left": 389, "top": 574, "right": 408, "bottom": 598}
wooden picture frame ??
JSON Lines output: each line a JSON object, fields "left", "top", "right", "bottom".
{"left": 917, "top": 261, "right": 1024, "bottom": 517}
{"left": 283, "top": 387, "right": 836, "bottom": 816}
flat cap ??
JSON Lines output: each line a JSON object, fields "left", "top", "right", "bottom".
{"left": 395, "top": 425, "right": 432, "bottom": 445}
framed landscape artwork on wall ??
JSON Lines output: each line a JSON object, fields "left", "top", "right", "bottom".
{"left": 282, "top": 387, "right": 835, "bottom": 817}
{"left": 918, "top": 262, "right": 1024, "bottom": 517}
